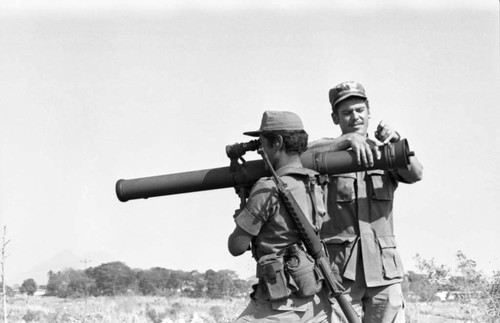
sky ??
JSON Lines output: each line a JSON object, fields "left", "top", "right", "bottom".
{"left": 1, "top": 0, "right": 499, "bottom": 285}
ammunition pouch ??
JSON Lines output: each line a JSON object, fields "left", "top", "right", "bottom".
{"left": 284, "top": 244, "right": 323, "bottom": 298}
{"left": 257, "top": 254, "right": 290, "bottom": 301}
{"left": 257, "top": 245, "right": 323, "bottom": 301}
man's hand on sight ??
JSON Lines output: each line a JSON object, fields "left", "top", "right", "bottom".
{"left": 375, "top": 120, "right": 401, "bottom": 144}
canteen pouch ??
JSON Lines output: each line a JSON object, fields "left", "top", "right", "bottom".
{"left": 284, "top": 245, "right": 322, "bottom": 298}
{"left": 257, "top": 253, "right": 290, "bottom": 301}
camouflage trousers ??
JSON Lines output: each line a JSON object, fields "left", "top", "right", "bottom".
{"left": 235, "top": 287, "right": 333, "bottom": 323}
{"left": 331, "top": 279, "right": 405, "bottom": 323}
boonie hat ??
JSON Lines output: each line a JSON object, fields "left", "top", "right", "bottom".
{"left": 329, "top": 81, "right": 367, "bottom": 108}
{"left": 244, "top": 110, "right": 304, "bottom": 137}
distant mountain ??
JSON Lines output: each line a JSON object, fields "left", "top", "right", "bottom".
{"left": 12, "top": 249, "right": 117, "bottom": 286}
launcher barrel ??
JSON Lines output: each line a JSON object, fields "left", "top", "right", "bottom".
{"left": 116, "top": 139, "right": 413, "bottom": 202}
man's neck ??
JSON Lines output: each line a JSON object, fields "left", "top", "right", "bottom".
{"left": 274, "top": 153, "right": 302, "bottom": 171}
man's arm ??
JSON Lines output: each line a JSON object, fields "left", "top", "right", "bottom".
{"left": 227, "top": 225, "right": 253, "bottom": 256}
{"left": 307, "top": 133, "right": 380, "bottom": 167}
{"left": 227, "top": 180, "right": 272, "bottom": 257}
{"left": 307, "top": 134, "right": 358, "bottom": 152}
{"left": 393, "top": 155, "right": 423, "bottom": 183}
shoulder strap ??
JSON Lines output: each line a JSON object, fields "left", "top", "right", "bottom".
{"left": 277, "top": 173, "right": 321, "bottom": 233}
{"left": 305, "top": 175, "right": 320, "bottom": 230}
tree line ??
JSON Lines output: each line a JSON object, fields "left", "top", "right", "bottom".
{"left": 4, "top": 250, "right": 500, "bottom": 321}
{"left": 40, "top": 262, "right": 253, "bottom": 299}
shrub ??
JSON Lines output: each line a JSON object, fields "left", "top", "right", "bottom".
{"left": 20, "top": 279, "right": 38, "bottom": 296}
{"left": 22, "top": 310, "right": 41, "bottom": 322}
{"left": 145, "top": 307, "right": 166, "bottom": 323}
{"left": 209, "top": 305, "right": 225, "bottom": 322}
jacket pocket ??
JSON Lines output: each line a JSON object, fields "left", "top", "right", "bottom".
{"left": 331, "top": 174, "right": 356, "bottom": 202}
{"left": 325, "top": 235, "right": 357, "bottom": 272}
{"left": 377, "top": 235, "right": 404, "bottom": 279}
{"left": 367, "top": 170, "right": 395, "bottom": 201}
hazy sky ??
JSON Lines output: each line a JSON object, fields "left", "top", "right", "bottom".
{"left": 1, "top": 0, "right": 499, "bottom": 284}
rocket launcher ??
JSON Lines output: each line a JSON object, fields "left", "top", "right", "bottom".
{"left": 115, "top": 139, "right": 414, "bottom": 202}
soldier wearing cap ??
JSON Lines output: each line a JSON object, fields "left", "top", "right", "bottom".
{"left": 228, "top": 110, "right": 333, "bottom": 322}
{"left": 307, "top": 82, "right": 423, "bottom": 323}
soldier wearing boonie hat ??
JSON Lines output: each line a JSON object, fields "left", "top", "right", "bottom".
{"left": 228, "top": 111, "right": 333, "bottom": 323}
{"left": 307, "top": 82, "right": 424, "bottom": 323}
{"left": 243, "top": 110, "right": 305, "bottom": 136}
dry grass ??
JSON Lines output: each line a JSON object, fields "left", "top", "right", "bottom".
{"left": 406, "top": 299, "right": 500, "bottom": 323}
{"left": 3, "top": 295, "right": 247, "bottom": 323}
{"left": 406, "top": 301, "right": 475, "bottom": 323}
{"left": 1, "top": 295, "right": 491, "bottom": 322}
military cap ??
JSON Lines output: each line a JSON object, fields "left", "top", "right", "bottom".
{"left": 329, "top": 81, "right": 367, "bottom": 108}
{"left": 244, "top": 110, "right": 304, "bottom": 137}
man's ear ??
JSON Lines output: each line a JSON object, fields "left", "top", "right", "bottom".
{"left": 276, "top": 135, "right": 284, "bottom": 149}
{"left": 331, "top": 112, "right": 339, "bottom": 125}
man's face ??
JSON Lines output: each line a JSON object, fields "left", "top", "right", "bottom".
{"left": 259, "top": 135, "right": 279, "bottom": 169}
{"left": 331, "top": 97, "right": 370, "bottom": 136}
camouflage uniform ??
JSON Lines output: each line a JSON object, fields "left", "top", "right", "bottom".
{"left": 313, "top": 81, "right": 423, "bottom": 323}
{"left": 234, "top": 164, "right": 332, "bottom": 323}
{"left": 321, "top": 167, "right": 415, "bottom": 322}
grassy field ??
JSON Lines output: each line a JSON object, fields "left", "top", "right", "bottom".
{"left": 0, "top": 295, "right": 492, "bottom": 323}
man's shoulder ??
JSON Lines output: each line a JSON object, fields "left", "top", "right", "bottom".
{"left": 254, "top": 177, "right": 276, "bottom": 189}
{"left": 253, "top": 167, "right": 316, "bottom": 190}
{"left": 278, "top": 165, "right": 317, "bottom": 177}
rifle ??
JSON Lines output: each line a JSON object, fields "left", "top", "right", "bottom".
{"left": 258, "top": 147, "right": 360, "bottom": 323}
